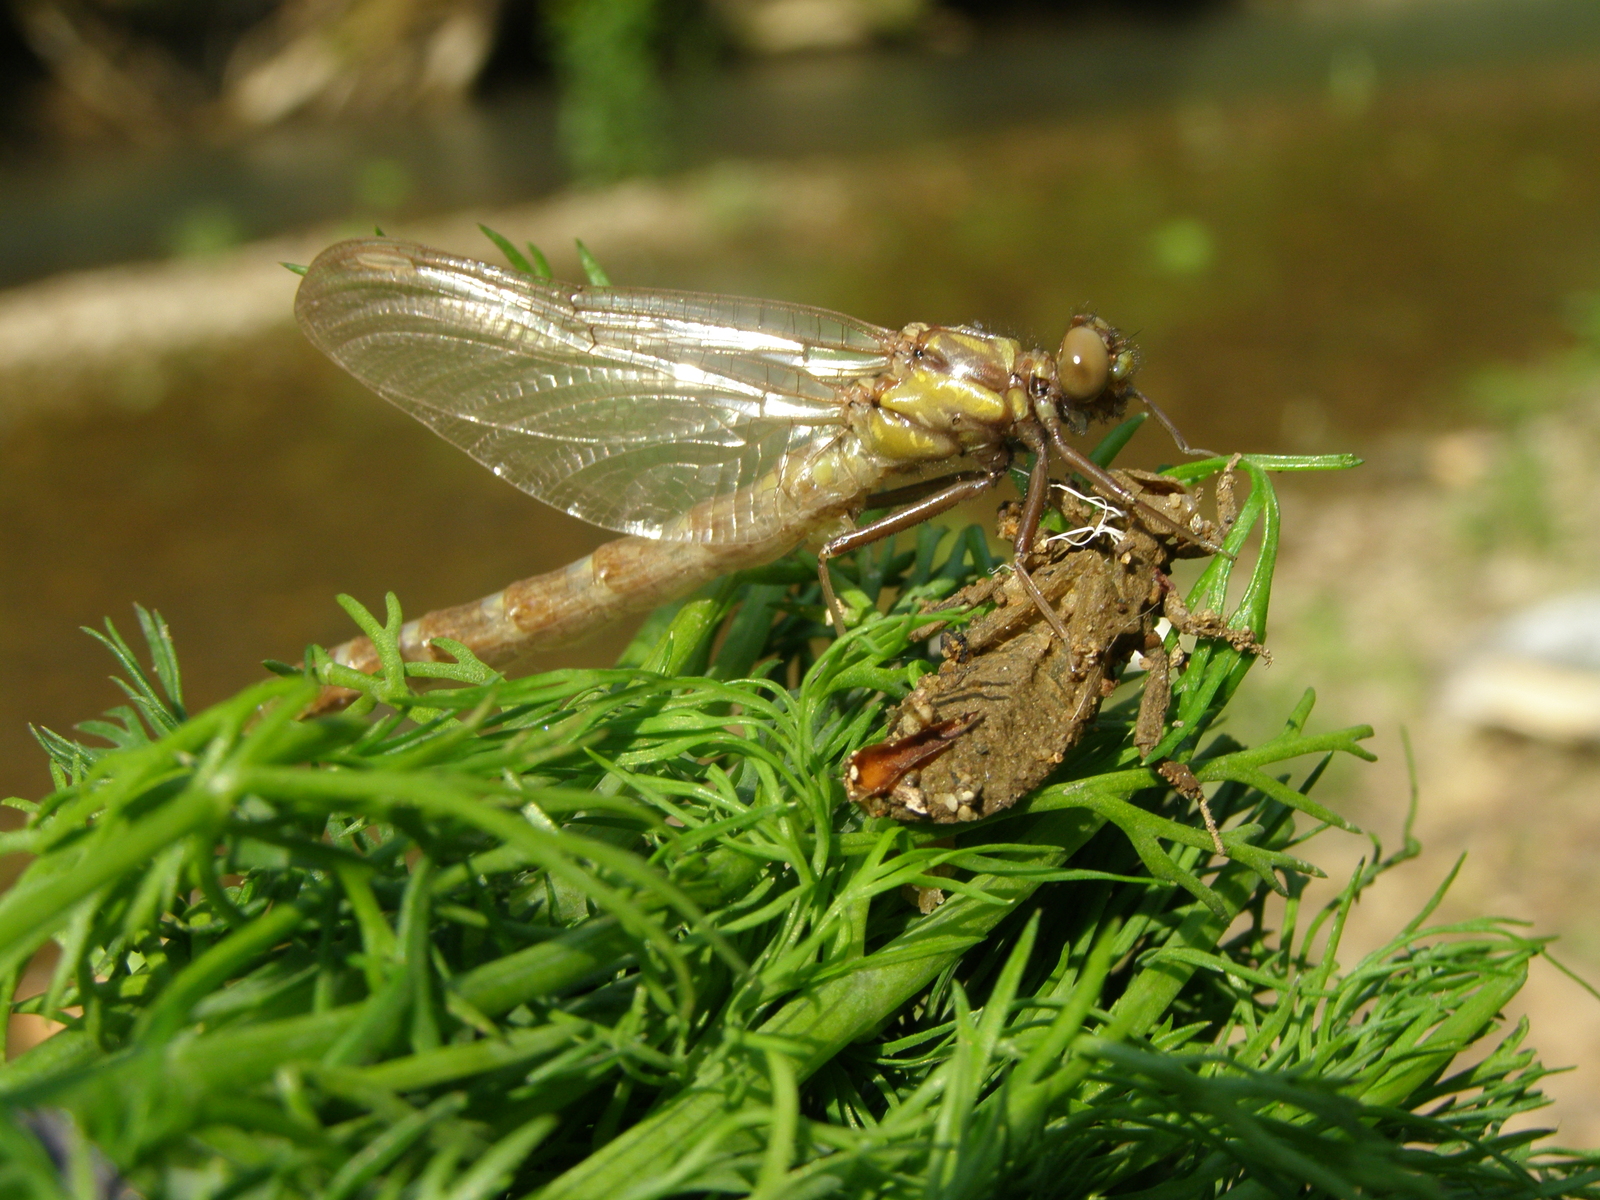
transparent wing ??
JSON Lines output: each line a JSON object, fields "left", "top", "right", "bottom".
{"left": 294, "top": 238, "right": 894, "bottom": 542}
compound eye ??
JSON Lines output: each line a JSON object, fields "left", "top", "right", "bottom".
{"left": 1058, "top": 325, "right": 1111, "bottom": 401}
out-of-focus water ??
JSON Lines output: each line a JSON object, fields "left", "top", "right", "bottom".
{"left": 3, "top": 0, "right": 1597, "bottom": 288}
{"left": 3, "top": 0, "right": 1600, "bottom": 807}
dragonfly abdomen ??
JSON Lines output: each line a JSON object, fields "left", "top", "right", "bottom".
{"left": 311, "top": 444, "right": 890, "bottom": 705}
{"left": 315, "top": 528, "right": 809, "bottom": 697}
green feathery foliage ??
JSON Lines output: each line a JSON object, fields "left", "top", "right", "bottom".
{"left": 1, "top": 449, "right": 1596, "bottom": 1200}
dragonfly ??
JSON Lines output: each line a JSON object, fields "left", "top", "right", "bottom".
{"left": 294, "top": 236, "right": 1218, "bottom": 705}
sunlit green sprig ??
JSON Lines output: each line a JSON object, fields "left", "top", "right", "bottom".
{"left": 2, "top": 450, "right": 1594, "bottom": 1200}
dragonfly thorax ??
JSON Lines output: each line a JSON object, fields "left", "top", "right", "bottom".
{"left": 859, "top": 318, "right": 1140, "bottom": 466}
{"left": 856, "top": 326, "right": 1028, "bottom": 466}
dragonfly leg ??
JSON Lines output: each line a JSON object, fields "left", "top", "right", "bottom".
{"left": 1011, "top": 428, "right": 1077, "bottom": 656}
{"left": 862, "top": 470, "right": 1006, "bottom": 512}
{"left": 1037, "top": 407, "right": 1226, "bottom": 556}
{"left": 1010, "top": 429, "right": 1052, "bottom": 557}
{"left": 1129, "top": 387, "right": 1217, "bottom": 458}
{"left": 818, "top": 469, "right": 1007, "bottom": 630}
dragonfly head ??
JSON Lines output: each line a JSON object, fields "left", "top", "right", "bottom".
{"left": 1051, "top": 316, "right": 1139, "bottom": 434}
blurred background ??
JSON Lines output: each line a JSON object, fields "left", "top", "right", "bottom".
{"left": 4, "top": 0, "right": 1600, "bottom": 1141}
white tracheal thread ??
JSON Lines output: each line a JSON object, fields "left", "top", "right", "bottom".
{"left": 1043, "top": 482, "right": 1127, "bottom": 549}
{"left": 988, "top": 483, "right": 1129, "bottom": 583}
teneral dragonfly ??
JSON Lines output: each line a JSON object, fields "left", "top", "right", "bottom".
{"left": 294, "top": 237, "right": 1216, "bottom": 705}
